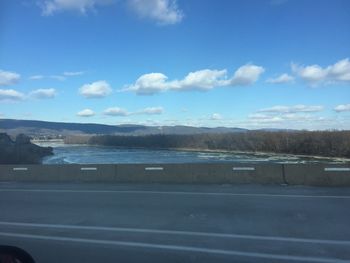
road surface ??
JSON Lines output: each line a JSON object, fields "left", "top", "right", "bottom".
{"left": 1, "top": 182, "right": 350, "bottom": 262}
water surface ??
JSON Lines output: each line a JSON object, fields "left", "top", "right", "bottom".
{"left": 37, "top": 142, "right": 345, "bottom": 164}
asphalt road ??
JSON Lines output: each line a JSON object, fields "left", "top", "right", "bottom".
{"left": 1, "top": 182, "right": 350, "bottom": 263}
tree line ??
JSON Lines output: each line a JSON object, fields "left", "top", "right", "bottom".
{"left": 64, "top": 131, "right": 350, "bottom": 158}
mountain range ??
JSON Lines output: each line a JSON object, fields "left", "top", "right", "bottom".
{"left": 0, "top": 119, "right": 248, "bottom": 137}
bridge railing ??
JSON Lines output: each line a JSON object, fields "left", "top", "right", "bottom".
{"left": 1, "top": 163, "right": 350, "bottom": 186}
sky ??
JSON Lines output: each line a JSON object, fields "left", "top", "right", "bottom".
{"left": 0, "top": 0, "right": 350, "bottom": 130}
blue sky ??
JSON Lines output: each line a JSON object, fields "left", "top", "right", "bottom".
{"left": 0, "top": 0, "right": 350, "bottom": 129}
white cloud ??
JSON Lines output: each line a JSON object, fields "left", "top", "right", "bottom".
{"left": 103, "top": 106, "right": 164, "bottom": 116}
{"left": 210, "top": 113, "right": 223, "bottom": 120}
{"left": 247, "top": 105, "right": 327, "bottom": 128}
{"left": 77, "top": 108, "right": 95, "bottom": 117}
{"left": 0, "top": 89, "right": 25, "bottom": 101}
{"left": 30, "top": 88, "right": 57, "bottom": 99}
{"left": 174, "top": 69, "right": 228, "bottom": 91}
{"left": 40, "top": 0, "right": 182, "bottom": 25}
{"left": 128, "top": 0, "right": 183, "bottom": 25}
{"left": 230, "top": 64, "right": 265, "bottom": 86}
{"left": 135, "top": 106, "right": 164, "bottom": 115}
{"left": 103, "top": 107, "right": 129, "bottom": 116}
{"left": 79, "top": 80, "right": 112, "bottom": 98}
{"left": 292, "top": 58, "right": 350, "bottom": 86}
{"left": 0, "top": 70, "right": 21, "bottom": 86}
{"left": 282, "top": 113, "right": 319, "bottom": 121}
{"left": 126, "top": 73, "right": 169, "bottom": 95}
{"left": 124, "top": 64, "right": 264, "bottom": 95}
{"left": 258, "top": 105, "right": 324, "bottom": 113}
{"left": 248, "top": 114, "right": 283, "bottom": 123}
{"left": 30, "top": 71, "right": 84, "bottom": 81}
{"left": 29, "top": 75, "right": 44, "bottom": 80}
{"left": 334, "top": 104, "right": 350, "bottom": 113}
{"left": 266, "top": 73, "right": 294, "bottom": 84}
{"left": 63, "top": 71, "right": 84, "bottom": 76}
{"left": 40, "top": 0, "right": 114, "bottom": 15}
{"left": 248, "top": 112, "right": 324, "bottom": 125}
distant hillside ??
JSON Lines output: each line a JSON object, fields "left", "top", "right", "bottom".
{"left": 0, "top": 119, "right": 247, "bottom": 137}
{"left": 86, "top": 131, "right": 350, "bottom": 158}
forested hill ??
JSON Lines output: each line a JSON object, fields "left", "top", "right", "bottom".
{"left": 0, "top": 119, "right": 247, "bottom": 136}
{"left": 83, "top": 131, "right": 350, "bottom": 158}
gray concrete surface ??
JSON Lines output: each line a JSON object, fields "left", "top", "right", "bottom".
{"left": 115, "top": 163, "right": 285, "bottom": 184}
{"left": 1, "top": 163, "right": 350, "bottom": 186}
{"left": 284, "top": 164, "right": 350, "bottom": 186}
{"left": 1, "top": 182, "right": 350, "bottom": 262}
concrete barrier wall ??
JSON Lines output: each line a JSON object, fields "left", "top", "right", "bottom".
{"left": 0, "top": 163, "right": 350, "bottom": 186}
{"left": 0, "top": 164, "right": 116, "bottom": 182}
{"left": 284, "top": 164, "right": 350, "bottom": 186}
{"left": 115, "top": 163, "right": 283, "bottom": 184}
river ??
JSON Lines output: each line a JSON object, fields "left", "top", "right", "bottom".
{"left": 35, "top": 141, "right": 346, "bottom": 164}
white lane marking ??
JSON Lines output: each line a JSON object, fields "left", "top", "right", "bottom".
{"left": 0, "top": 221, "right": 349, "bottom": 246}
{"left": 80, "top": 167, "right": 97, "bottom": 171}
{"left": 233, "top": 167, "right": 255, "bottom": 171}
{"left": 1, "top": 188, "right": 350, "bottom": 199}
{"left": 12, "top": 168, "right": 28, "bottom": 171}
{"left": 0, "top": 232, "right": 347, "bottom": 263}
{"left": 145, "top": 167, "right": 164, "bottom": 171}
{"left": 325, "top": 168, "right": 350, "bottom": 172}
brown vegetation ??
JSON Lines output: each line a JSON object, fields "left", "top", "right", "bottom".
{"left": 65, "top": 131, "right": 350, "bottom": 158}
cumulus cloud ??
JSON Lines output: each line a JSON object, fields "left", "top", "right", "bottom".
{"left": 79, "top": 80, "right": 112, "bottom": 98}
{"left": 40, "top": 0, "right": 114, "bottom": 15}
{"left": 126, "top": 73, "right": 169, "bottom": 95}
{"left": 258, "top": 105, "right": 324, "bottom": 113}
{"left": 124, "top": 64, "right": 264, "bottom": 95}
{"left": 266, "top": 73, "right": 294, "bottom": 84}
{"left": 174, "top": 69, "right": 228, "bottom": 91}
{"left": 210, "top": 113, "right": 223, "bottom": 120}
{"left": 77, "top": 108, "right": 95, "bottom": 117}
{"left": 103, "top": 107, "right": 129, "bottom": 116}
{"left": 0, "top": 70, "right": 21, "bottom": 86}
{"left": 30, "top": 88, "right": 57, "bottom": 99}
{"left": 292, "top": 58, "right": 350, "bottom": 86}
{"left": 334, "top": 104, "right": 350, "bottom": 113}
{"left": 128, "top": 0, "right": 183, "bottom": 25}
{"left": 0, "top": 89, "right": 25, "bottom": 101}
{"left": 229, "top": 64, "right": 265, "bottom": 86}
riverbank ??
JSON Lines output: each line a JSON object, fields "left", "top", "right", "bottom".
{"left": 34, "top": 140, "right": 350, "bottom": 164}
{"left": 173, "top": 147, "right": 350, "bottom": 163}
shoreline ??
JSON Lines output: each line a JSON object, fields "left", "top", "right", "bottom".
{"left": 34, "top": 140, "right": 350, "bottom": 163}
{"left": 173, "top": 147, "right": 350, "bottom": 163}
